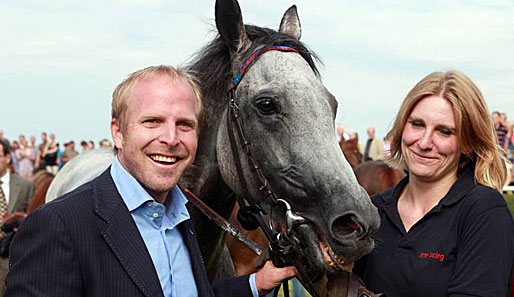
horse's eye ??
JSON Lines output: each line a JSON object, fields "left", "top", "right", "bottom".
{"left": 255, "top": 98, "right": 278, "bottom": 115}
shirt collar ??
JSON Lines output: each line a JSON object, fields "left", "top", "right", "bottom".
{"left": 110, "top": 156, "right": 189, "bottom": 220}
{"left": 383, "top": 162, "right": 476, "bottom": 208}
{"left": 0, "top": 171, "right": 10, "bottom": 186}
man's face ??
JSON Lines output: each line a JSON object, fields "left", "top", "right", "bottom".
{"left": 367, "top": 127, "right": 375, "bottom": 138}
{"left": 492, "top": 113, "right": 501, "bottom": 125}
{"left": 41, "top": 133, "right": 47, "bottom": 142}
{"left": 0, "top": 144, "right": 10, "bottom": 177}
{"left": 111, "top": 75, "right": 199, "bottom": 202}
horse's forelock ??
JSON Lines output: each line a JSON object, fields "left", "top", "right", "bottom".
{"left": 186, "top": 24, "right": 321, "bottom": 105}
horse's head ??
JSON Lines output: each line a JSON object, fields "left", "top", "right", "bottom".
{"left": 214, "top": 0, "right": 380, "bottom": 282}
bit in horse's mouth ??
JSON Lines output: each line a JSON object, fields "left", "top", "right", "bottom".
{"left": 319, "top": 240, "right": 354, "bottom": 272}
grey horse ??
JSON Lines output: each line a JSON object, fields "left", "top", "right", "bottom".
{"left": 46, "top": 0, "right": 380, "bottom": 294}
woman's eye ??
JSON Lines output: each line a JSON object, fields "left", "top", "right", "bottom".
{"left": 411, "top": 120, "right": 423, "bottom": 127}
{"left": 440, "top": 128, "right": 453, "bottom": 136}
{"left": 255, "top": 98, "right": 278, "bottom": 115}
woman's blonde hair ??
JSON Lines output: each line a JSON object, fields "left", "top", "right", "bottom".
{"left": 387, "top": 70, "right": 507, "bottom": 191}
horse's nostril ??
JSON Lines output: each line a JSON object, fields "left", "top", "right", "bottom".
{"left": 331, "top": 214, "right": 361, "bottom": 238}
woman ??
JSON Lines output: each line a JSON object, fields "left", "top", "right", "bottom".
{"left": 15, "top": 138, "right": 34, "bottom": 178}
{"left": 354, "top": 70, "right": 513, "bottom": 296}
{"left": 42, "top": 133, "right": 59, "bottom": 175}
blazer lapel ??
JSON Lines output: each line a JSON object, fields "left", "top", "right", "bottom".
{"left": 8, "top": 175, "right": 21, "bottom": 213}
{"left": 179, "top": 213, "right": 215, "bottom": 297}
{"left": 93, "top": 169, "right": 164, "bottom": 297}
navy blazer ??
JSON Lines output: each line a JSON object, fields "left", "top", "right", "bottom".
{"left": 5, "top": 169, "right": 252, "bottom": 297}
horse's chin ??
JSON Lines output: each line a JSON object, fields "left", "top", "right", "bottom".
{"left": 293, "top": 223, "right": 373, "bottom": 281}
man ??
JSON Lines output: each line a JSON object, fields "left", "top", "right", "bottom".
{"left": 0, "top": 131, "right": 9, "bottom": 146}
{"left": 34, "top": 132, "right": 47, "bottom": 171}
{"left": 0, "top": 139, "right": 35, "bottom": 295}
{"left": 492, "top": 111, "right": 509, "bottom": 152}
{"left": 61, "top": 141, "right": 79, "bottom": 166}
{"left": 363, "top": 127, "right": 384, "bottom": 162}
{"left": 99, "top": 138, "right": 112, "bottom": 148}
{"left": 6, "top": 66, "right": 295, "bottom": 296}
{"left": 80, "top": 140, "right": 90, "bottom": 152}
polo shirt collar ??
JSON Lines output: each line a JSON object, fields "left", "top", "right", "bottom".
{"left": 381, "top": 163, "right": 476, "bottom": 232}
{"left": 439, "top": 163, "right": 475, "bottom": 206}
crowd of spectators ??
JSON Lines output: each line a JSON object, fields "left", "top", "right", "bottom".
{"left": 0, "top": 130, "right": 112, "bottom": 178}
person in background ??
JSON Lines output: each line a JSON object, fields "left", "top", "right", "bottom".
{"left": 88, "top": 140, "right": 95, "bottom": 150}
{"left": 14, "top": 138, "right": 34, "bottom": 178}
{"left": 354, "top": 70, "right": 513, "bottom": 296}
{"left": 383, "top": 136, "right": 392, "bottom": 158}
{"left": 492, "top": 111, "right": 508, "bottom": 151}
{"left": 41, "top": 133, "right": 58, "bottom": 175}
{"left": 28, "top": 136, "right": 37, "bottom": 171}
{"left": 6, "top": 65, "right": 296, "bottom": 297}
{"left": 34, "top": 132, "right": 47, "bottom": 171}
{"left": 0, "top": 131, "right": 9, "bottom": 147}
{"left": 0, "top": 139, "right": 35, "bottom": 295}
{"left": 8, "top": 142, "right": 19, "bottom": 175}
{"left": 99, "top": 138, "right": 113, "bottom": 148}
{"left": 363, "top": 127, "right": 384, "bottom": 162}
{"left": 80, "top": 140, "right": 89, "bottom": 153}
{"left": 61, "top": 141, "right": 79, "bottom": 166}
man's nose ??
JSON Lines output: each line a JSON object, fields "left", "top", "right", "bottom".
{"left": 158, "top": 124, "right": 180, "bottom": 146}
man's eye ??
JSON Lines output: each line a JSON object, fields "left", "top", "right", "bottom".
{"left": 143, "top": 119, "right": 159, "bottom": 125}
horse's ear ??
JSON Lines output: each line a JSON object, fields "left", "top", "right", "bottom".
{"left": 279, "top": 5, "right": 302, "bottom": 41}
{"left": 215, "top": 0, "right": 248, "bottom": 52}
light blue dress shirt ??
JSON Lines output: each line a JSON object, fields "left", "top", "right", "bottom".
{"left": 110, "top": 157, "right": 260, "bottom": 297}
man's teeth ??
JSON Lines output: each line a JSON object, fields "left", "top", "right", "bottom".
{"left": 150, "top": 155, "right": 177, "bottom": 163}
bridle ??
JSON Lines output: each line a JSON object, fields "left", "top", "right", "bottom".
{"left": 227, "top": 45, "right": 308, "bottom": 241}
{"left": 226, "top": 45, "right": 318, "bottom": 297}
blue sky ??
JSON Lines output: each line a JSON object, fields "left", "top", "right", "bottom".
{"left": 1, "top": 0, "right": 513, "bottom": 145}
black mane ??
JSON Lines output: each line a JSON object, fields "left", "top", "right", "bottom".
{"left": 187, "top": 24, "right": 322, "bottom": 104}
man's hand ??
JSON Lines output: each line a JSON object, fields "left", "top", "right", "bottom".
{"left": 254, "top": 260, "right": 298, "bottom": 295}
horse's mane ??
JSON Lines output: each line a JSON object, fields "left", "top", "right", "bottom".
{"left": 187, "top": 24, "right": 322, "bottom": 103}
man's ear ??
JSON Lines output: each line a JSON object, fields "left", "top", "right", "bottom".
{"left": 111, "top": 119, "right": 123, "bottom": 151}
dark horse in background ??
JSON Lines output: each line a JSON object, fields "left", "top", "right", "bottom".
{"left": 46, "top": 1, "right": 380, "bottom": 295}
{"left": 338, "top": 133, "right": 405, "bottom": 196}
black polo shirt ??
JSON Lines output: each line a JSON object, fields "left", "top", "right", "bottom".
{"left": 354, "top": 165, "right": 514, "bottom": 297}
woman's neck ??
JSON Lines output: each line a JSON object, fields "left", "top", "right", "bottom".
{"left": 398, "top": 171, "right": 458, "bottom": 232}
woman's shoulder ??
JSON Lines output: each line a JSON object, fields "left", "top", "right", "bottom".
{"left": 461, "top": 184, "right": 511, "bottom": 218}
{"left": 371, "top": 187, "right": 395, "bottom": 208}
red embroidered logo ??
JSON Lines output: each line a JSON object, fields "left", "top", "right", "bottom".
{"left": 419, "top": 252, "right": 445, "bottom": 262}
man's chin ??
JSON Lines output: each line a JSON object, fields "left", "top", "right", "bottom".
{"left": 141, "top": 181, "right": 180, "bottom": 202}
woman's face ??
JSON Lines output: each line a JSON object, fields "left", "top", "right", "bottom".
{"left": 401, "top": 95, "right": 461, "bottom": 182}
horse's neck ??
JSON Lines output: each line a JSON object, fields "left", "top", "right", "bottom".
{"left": 180, "top": 97, "right": 240, "bottom": 279}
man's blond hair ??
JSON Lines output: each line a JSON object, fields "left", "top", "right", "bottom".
{"left": 111, "top": 65, "right": 203, "bottom": 129}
